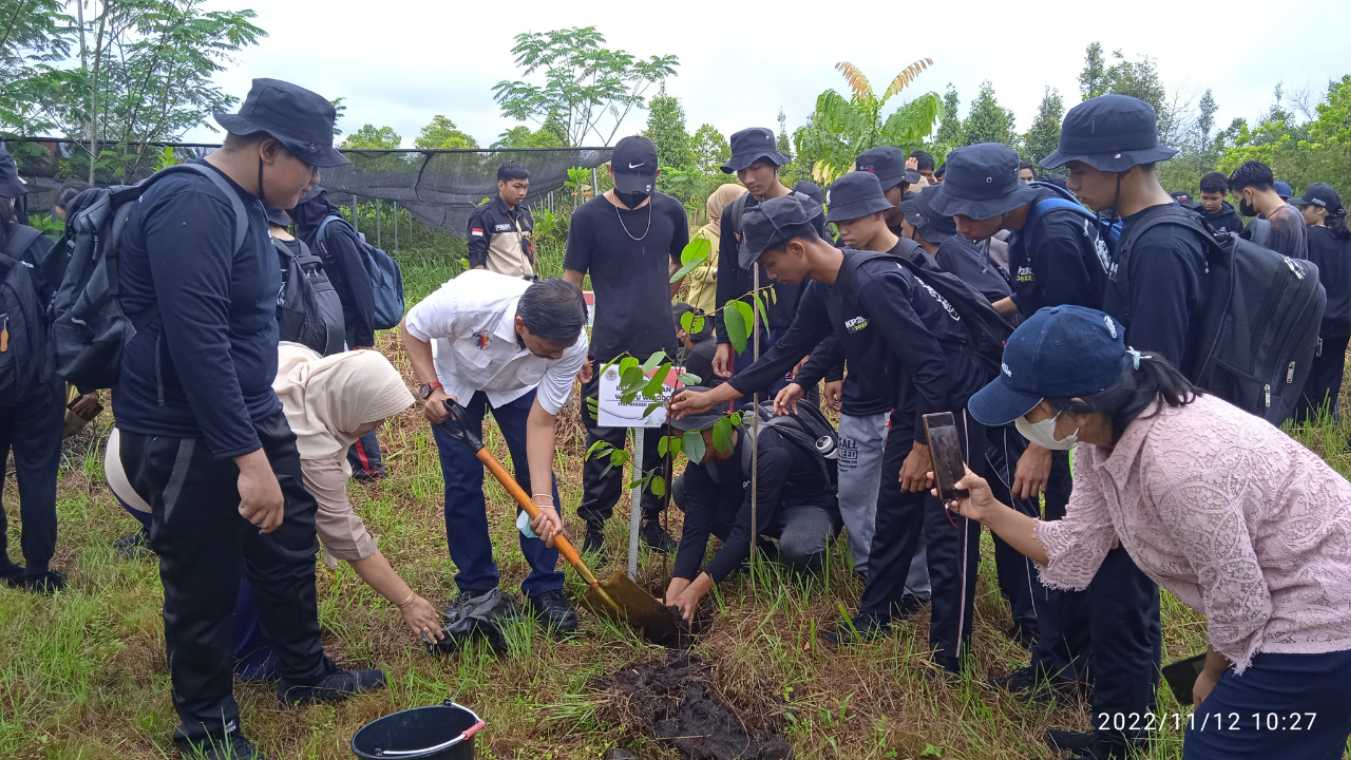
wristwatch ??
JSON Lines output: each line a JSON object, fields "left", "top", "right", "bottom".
{"left": 417, "top": 381, "right": 442, "bottom": 400}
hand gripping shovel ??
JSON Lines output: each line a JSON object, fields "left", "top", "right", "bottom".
{"left": 438, "top": 401, "right": 680, "bottom": 647}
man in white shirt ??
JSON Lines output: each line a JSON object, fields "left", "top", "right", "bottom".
{"left": 401, "top": 271, "right": 589, "bottom": 631}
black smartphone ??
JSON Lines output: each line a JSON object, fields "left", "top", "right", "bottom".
{"left": 923, "top": 412, "right": 968, "bottom": 501}
{"left": 1162, "top": 653, "right": 1208, "bottom": 705}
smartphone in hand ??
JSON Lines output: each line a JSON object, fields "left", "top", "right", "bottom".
{"left": 923, "top": 412, "right": 968, "bottom": 501}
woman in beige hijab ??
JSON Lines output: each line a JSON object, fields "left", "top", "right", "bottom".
{"left": 108, "top": 344, "right": 444, "bottom": 645}
{"left": 682, "top": 183, "right": 747, "bottom": 314}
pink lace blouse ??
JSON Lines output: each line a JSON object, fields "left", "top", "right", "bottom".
{"left": 1036, "top": 394, "right": 1351, "bottom": 673}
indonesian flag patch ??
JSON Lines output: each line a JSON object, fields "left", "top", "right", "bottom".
{"left": 470, "top": 227, "right": 485, "bottom": 237}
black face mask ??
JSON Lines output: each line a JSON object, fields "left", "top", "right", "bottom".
{"left": 1239, "top": 197, "right": 1257, "bottom": 217}
{"left": 617, "top": 189, "right": 651, "bottom": 209}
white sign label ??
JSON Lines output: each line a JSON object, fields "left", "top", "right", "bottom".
{"left": 597, "top": 364, "right": 680, "bottom": 428}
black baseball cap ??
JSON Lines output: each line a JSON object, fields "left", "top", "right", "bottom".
{"left": 929, "top": 143, "right": 1039, "bottom": 220}
{"left": 968, "top": 305, "right": 1131, "bottom": 426}
{"left": 722, "top": 127, "right": 790, "bottom": 174}
{"left": 0, "top": 143, "right": 27, "bottom": 198}
{"left": 1294, "top": 183, "right": 1343, "bottom": 212}
{"left": 611, "top": 136, "right": 658, "bottom": 195}
{"left": 214, "top": 78, "right": 348, "bottom": 168}
{"left": 855, "top": 147, "right": 919, "bottom": 191}
{"left": 825, "top": 171, "right": 894, "bottom": 223}
{"left": 739, "top": 194, "right": 824, "bottom": 268}
{"left": 1040, "top": 94, "right": 1177, "bottom": 172}
{"left": 903, "top": 186, "right": 957, "bottom": 241}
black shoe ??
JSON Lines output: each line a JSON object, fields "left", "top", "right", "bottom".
{"left": 994, "top": 665, "right": 1079, "bottom": 703}
{"left": 639, "top": 519, "right": 676, "bottom": 553}
{"left": 896, "top": 593, "right": 928, "bottom": 617}
{"left": 1008, "top": 622, "right": 1038, "bottom": 649}
{"left": 582, "top": 523, "right": 607, "bottom": 558}
{"left": 277, "top": 657, "right": 386, "bottom": 706}
{"left": 8, "top": 569, "right": 65, "bottom": 594}
{"left": 1045, "top": 728, "right": 1096, "bottom": 754}
{"left": 114, "top": 530, "right": 154, "bottom": 559}
{"left": 529, "top": 589, "right": 579, "bottom": 633}
{"left": 1067, "top": 733, "right": 1134, "bottom": 760}
{"left": 821, "top": 613, "right": 890, "bottom": 646}
{"left": 0, "top": 559, "right": 22, "bottom": 583}
{"left": 181, "top": 730, "right": 266, "bottom": 760}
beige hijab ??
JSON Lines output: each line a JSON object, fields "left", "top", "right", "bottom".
{"left": 272, "top": 343, "right": 415, "bottom": 461}
{"left": 698, "top": 183, "right": 748, "bottom": 240}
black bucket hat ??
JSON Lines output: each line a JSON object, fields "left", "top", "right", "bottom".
{"left": 825, "top": 171, "right": 894, "bottom": 223}
{"left": 214, "top": 78, "right": 348, "bottom": 168}
{"left": 792, "top": 180, "right": 825, "bottom": 205}
{"left": 0, "top": 144, "right": 29, "bottom": 198}
{"left": 855, "top": 146, "right": 919, "bottom": 191}
{"left": 739, "top": 194, "right": 824, "bottom": 268}
{"left": 903, "top": 186, "right": 957, "bottom": 241}
{"left": 929, "top": 143, "right": 1039, "bottom": 220}
{"left": 1040, "top": 94, "right": 1177, "bottom": 172}
{"left": 721, "top": 127, "right": 790, "bottom": 174}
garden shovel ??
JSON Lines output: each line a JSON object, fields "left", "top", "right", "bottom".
{"left": 437, "top": 402, "right": 680, "bottom": 647}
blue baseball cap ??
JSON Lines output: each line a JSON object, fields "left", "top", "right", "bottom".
{"left": 968, "top": 305, "right": 1131, "bottom": 426}
{"left": 1274, "top": 180, "right": 1294, "bottom": 200}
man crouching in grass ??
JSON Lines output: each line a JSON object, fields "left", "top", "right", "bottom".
{"left": 401, "top": 272, "right": 589, "bottom": 635}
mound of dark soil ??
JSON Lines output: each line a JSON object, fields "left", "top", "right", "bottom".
{"left": 597, "top": 651, "right": 792, "bottom": 760}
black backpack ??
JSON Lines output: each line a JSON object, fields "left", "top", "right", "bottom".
{"left": 49, "top": 164, "right": 247, "bottom": 391}
{"left": 274, "top": 237, "right": 346, "bottom": 356}
{"left": 739, "top": 401, "right": 838, "bottom": 486}
{"left": 0, "top": 226, "right": 50, "bottom": 402}
{"left": 854, "top": 247, "right": 1014, "bottom": 377}
{"left": 1117, "top": 206, "right": 1325, "bottom": 423}
{"left": 314, "top": 215, "right": 405, "bottom": 330}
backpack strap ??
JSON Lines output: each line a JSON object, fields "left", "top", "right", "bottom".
{"left": 153, "top": 164, "right": 249, "bottom": 254}
{"left": 3, "top": 225, "right": 43, "bottom": 261}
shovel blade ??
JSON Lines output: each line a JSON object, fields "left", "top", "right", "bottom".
{"left": 598, "top": 572, "right": 682, "bottom": 647}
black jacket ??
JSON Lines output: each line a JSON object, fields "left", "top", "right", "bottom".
{"left": 672, "top": 428, "right": 838, "bottom": 583}
{"left": 1194, "top": 201, "right": 1244, "bottom": 236}
{"left": 1308, "top": 225, "right": 1351, "bottom": 337}
{"left": 730, "top": 249, "right": 980, "bottom": 440}
{"left": 466, "top": 195, "right": 535, "bottom": 276}
{"left": 114, "top": 161, "right": 280, "bottom": 458}
{"left": 294, "top": 192, "right": 377, "bottom": 348}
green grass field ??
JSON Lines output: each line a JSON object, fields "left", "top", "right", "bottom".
{"left": 2, "top": 244, "right": 1348, "bottom": 759}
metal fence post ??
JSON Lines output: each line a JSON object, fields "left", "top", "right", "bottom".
{"left": 351, "top": 197, "right": 359, "bottom": 233}
{"left": 376, "top": 199, "right": 382, "bottom": 248}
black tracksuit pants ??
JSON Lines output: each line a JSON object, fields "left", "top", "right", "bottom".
{"left": 1028, "top": 452, "right": 1092, "bottom": 680}
{"left": 577, "top": 358, "right": 666, "bottom": 526}
{"left": 0, "top": 377, "right": 64, "bottom": 573}
{"left": 120, "top": 412, "right": 327, "bottom": 745}
{"left": 1297, "top": 333, "right": 1349, "bottom": 422}
{"left": 982, "top": 424, "right": 1052, "bottom": 642}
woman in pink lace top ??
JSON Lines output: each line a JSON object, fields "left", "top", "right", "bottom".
{"left": 953, "top": 305, "right": 1351, "bottom": 760}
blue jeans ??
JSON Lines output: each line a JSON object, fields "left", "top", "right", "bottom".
{"left": 1184, "top": 649, "right": 1351, "bottom": 759}
{"left": 347, "top": 430, "right": 384, "bottom": 479}
{"left": 431, "top": 390, "right": 563, "bottom": 599}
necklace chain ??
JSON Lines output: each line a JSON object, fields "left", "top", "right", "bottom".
{"left": 614, "top": 200, "right": 653, "bottom": 242}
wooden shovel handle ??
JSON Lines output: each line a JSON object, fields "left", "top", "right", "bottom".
{"left": 474, "top": 449, "right": 600, "bottom": 587}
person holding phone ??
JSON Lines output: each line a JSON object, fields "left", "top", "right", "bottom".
{"left": 944, "top": 304, "right": 1351, "bottom": 760}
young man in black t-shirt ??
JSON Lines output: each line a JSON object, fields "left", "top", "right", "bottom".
{"left": 564, "top": 136, "right": 689, "bottom": 555}
{"left": 1196, "top": 171, "right": 1244, "bottom": 234}
{"left": 1039, "top": 93, "right": 1210, "bottom": 760}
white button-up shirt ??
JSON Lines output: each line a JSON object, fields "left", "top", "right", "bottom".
{"left": 403, "top": 270, "right": 588, "bottom": 414}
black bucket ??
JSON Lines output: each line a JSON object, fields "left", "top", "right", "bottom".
{"left": 351, "top": 701, "right": 484, "bottom": 759}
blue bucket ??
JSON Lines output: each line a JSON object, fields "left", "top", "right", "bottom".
{"left": 351, "top": 701, "right": 484, "bottom": 759}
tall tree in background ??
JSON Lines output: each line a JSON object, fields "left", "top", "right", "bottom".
{"left": 932, "top": 84, "right": 962, "bottom": 159}
{"left": 1218, "top": 76, "right": 1351, "bottom": 198}
{"left": 1022, "top": 87, "right": 1064, "bottom": 165}
{"left": 1079, "top": 42, "right": 1108, "bottom": 99}
{"left": 691, "top": 123, "right": 729, "bottom": 176}
{"left": 492, "top": 122, "right": 566, "bottom": 149}
{"left": 1077, "top": 42, "right": 1170, "bottom": 136}
{"left": 0, "top": 0, "right": 77, "bottom": 135}
{"left": 415, "top": 115, "right": 477, "bottom": 149}
{"left": 643, "top": 89, "right": 693, "bottom": 168}
{"left": 796, "top": 59, "right": 940, "bottom": 183}
{"left": 1196, "top": 89, "right": 1218, "bottom": 156}
{"left": 776, "top": 108, "right": 794, "bottom": 162}
{"left": 963, "top": 80, "right": 1016, "bottom": 147}
{"left": 492, "top": 26, "right": 678, "bottom": 146}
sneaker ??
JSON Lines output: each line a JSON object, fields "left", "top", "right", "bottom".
{"left": 821, "top": 613, "right": 891, "bottom": 646}
{"left": 7, "top": 569, "right": 65, "bottom": 594}
{"left": 993, "top": 664, "right": 1079, "bottom": 703}
{"left": 639, "top": 519, "right": 676, "bottom": 553}
{"left": 114, "top": 530, "right": 154, "bottom": 559}
{"left": 277, "top": 657, "right": 385, "bottom": 706}
{"left": 528, "top": 589, "right": 579, "bottom": 633}
{"left": 181, "top": 730, "right": 266, "bottom": 760}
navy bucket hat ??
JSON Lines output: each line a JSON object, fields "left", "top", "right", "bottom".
{"left": 722, "top": 128, "right": 790, "bottom": 174}
{"left": 928, "top": 143, "right": 1039, "bottom": 220}
{"left": 215, "top": 78, "right": 348, "bottom": 168}
{"left": 1040, "top": 94, "right": 1177, "bottom": 173}
{"left": 825, "top": 172, "right": 894, "bottom": 223}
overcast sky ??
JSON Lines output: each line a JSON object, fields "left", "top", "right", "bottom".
{"left": 188, "top": 0, "right": 1351, "bottom": 150}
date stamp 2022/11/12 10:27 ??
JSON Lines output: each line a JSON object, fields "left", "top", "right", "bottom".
{"left": 1096, "top": 711, "right": 1319, "bottom": 734}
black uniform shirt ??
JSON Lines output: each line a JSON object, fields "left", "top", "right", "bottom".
{"left": 1007, "top": 188, "right": 1109, "bottom": 317}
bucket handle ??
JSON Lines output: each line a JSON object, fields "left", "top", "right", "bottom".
{"left": 373, "top": 702, "right": 485, "bottom": 758}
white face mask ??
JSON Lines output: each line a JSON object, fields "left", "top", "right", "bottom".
{"left": 1015, "top": 411, "right": 1079, "bottom": 451}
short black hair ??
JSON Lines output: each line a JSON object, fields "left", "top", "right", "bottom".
{"left": 1199, "top": 172, "right": 1228, "bottom": 194}
{"left": 672, "top": 303, "right": 713, "bottom": 342}
{"left": 55, "top": 181, "right": 88, "bottom": 211}
{"left": 1228, "top": 160, "right": 1274, "bottom": 192}
{"left": 518, "top": 278, "right": 586, "bottom": 345}
{"left": 1018, "top": 161, "right": 1035, "bottom": 172}
{"left": 763, "top": 223, "right": 822, "bottom": 255}
{"left": 910, "top": 150, "right": 935, "bottom": 171}
{"left": 934, "top": 163, "right": 946, "bottom": 178}
{"left": 497, "top": 163, "right": 529, "bottom": 183}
